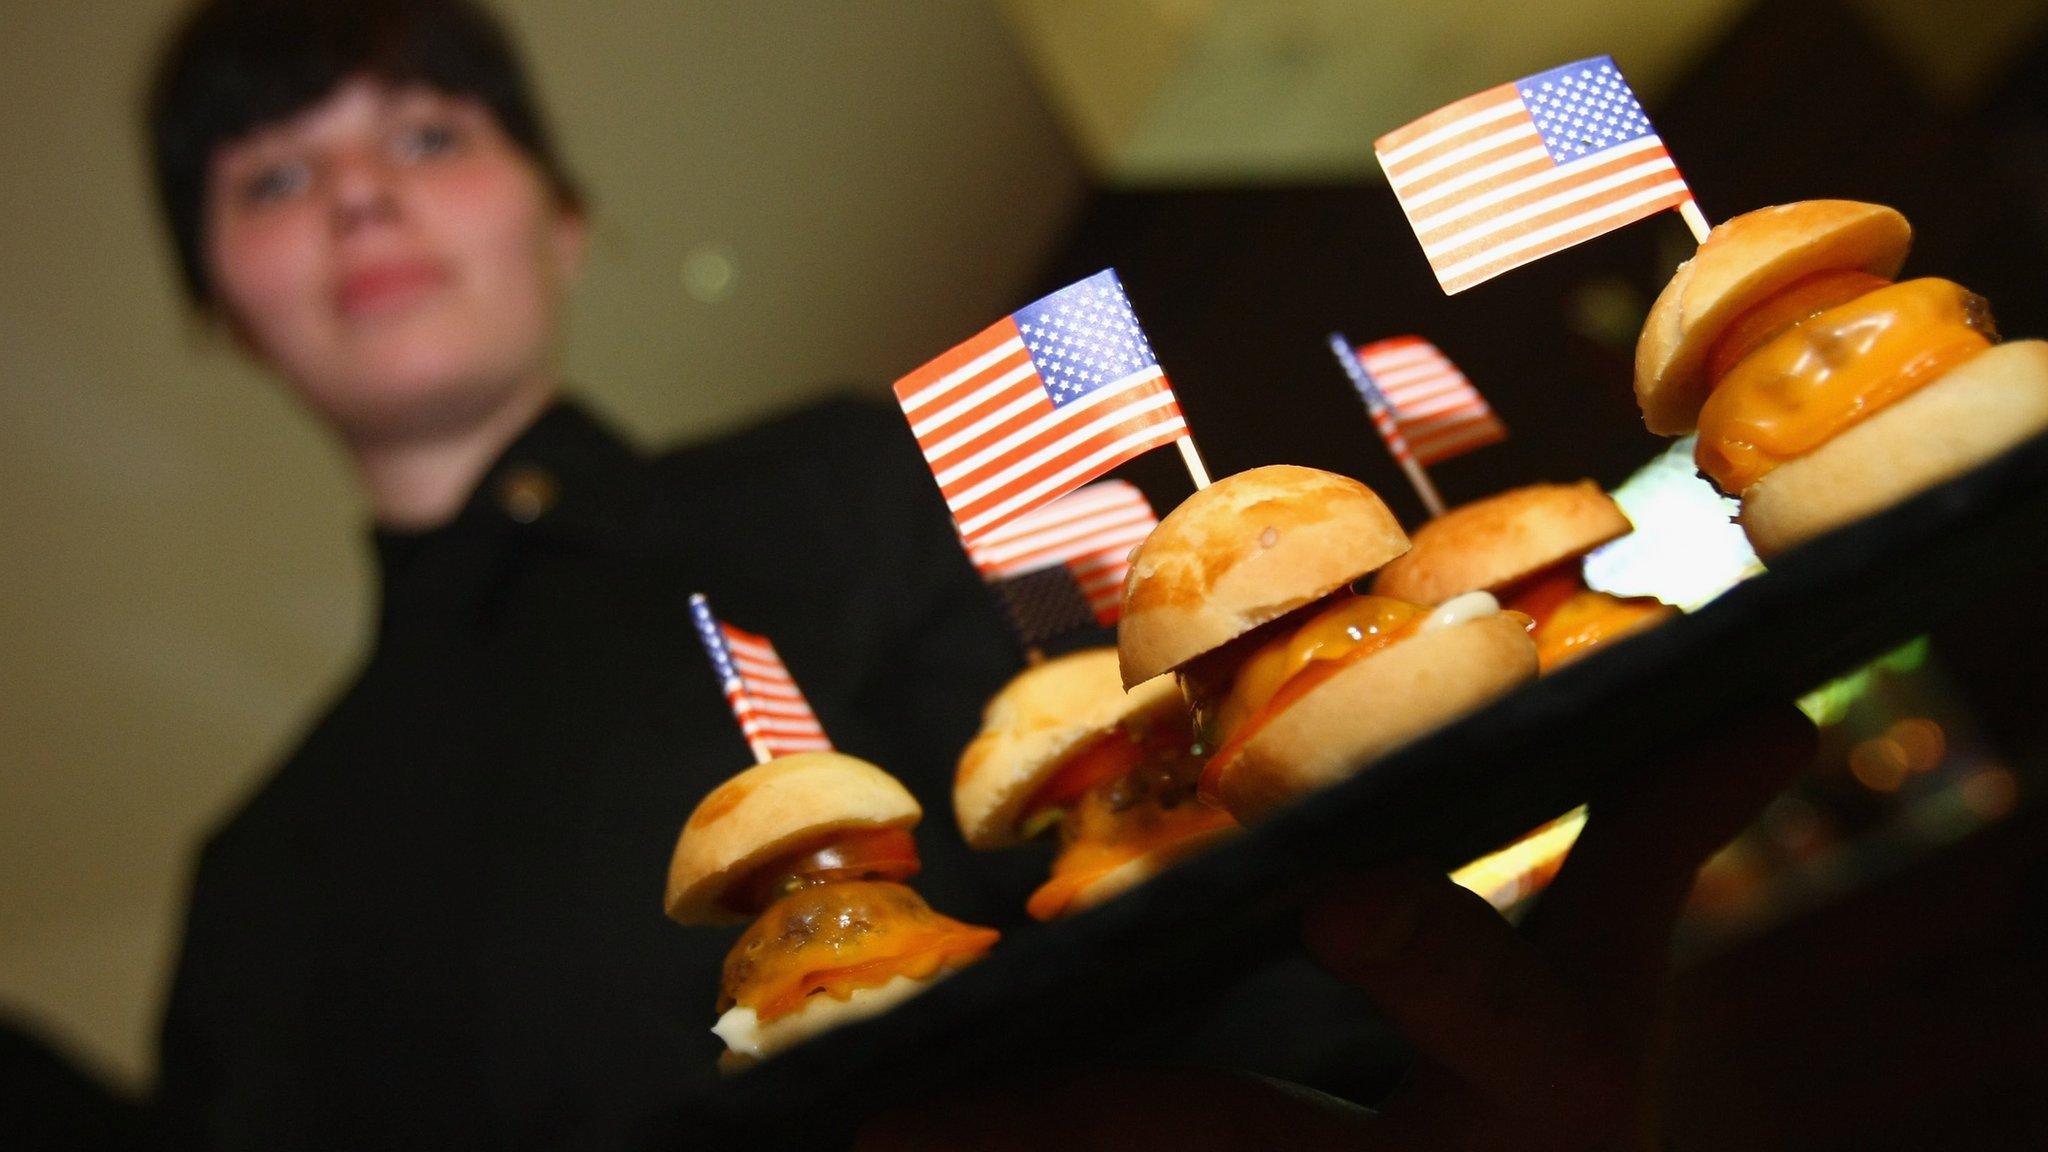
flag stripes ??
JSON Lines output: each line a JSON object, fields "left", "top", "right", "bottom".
{"left": 689, "top": 594, "right": 831, "bottom": 758}
{"left": 1354, "top": 337, "right": 1507, "bottom": 466}
{"left": 1376, "top": 57, "right": 1693, "bottom": 294}
{"left": 894, "top": 270, "right": 1188, "bottom": 551}
{"left": 969, "top": 480, "right": 1157, "bottom": 626}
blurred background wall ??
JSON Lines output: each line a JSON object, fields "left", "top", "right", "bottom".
{"left": 5, "top": 0, "right": 2048, "bottom": 1128}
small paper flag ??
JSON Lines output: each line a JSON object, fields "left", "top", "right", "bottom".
{"left": 689, "top": 594, "right": 831, "bottom": 760}
{"left": 1352, "top": 336, "right": 1507, "bottom": 465}
{"left": 1375, "top": 56, "right": 1693, "bottom": 294}
{"left": 893, "top": 269, "right": 1188, "bottom": 551}
{"left": 966, "top": 480, "right": 1156, "bottom": 626}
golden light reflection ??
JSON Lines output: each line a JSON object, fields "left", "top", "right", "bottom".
{"left": 1688, "top": 840, "right": 1768, "bottom": 917}
{"left": 1451, "top": 807, "right": 1587, "bottom": 910}
{"left": 1846, "top": 717, "right": 1949, "bottom": 793}
{"left": 1961, "top": 766, "right": 2020, "bottom": 820}
{"left": 1887, "top": 717, "right": 1947, "bottom": 773}
{"left": 1848, "top": 736, "right": 1911, "bottom": 792}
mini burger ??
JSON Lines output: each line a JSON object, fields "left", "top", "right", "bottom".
{"left": 666, "top": 753, "right": 999, "bottom": 1070}
{"left": 1119, "top": 465, "right": 1540, "bottom": 823}
{"left": 954, "top": 648, "right": 1237, "bottom": 921}
{"left": 1372, "top": 481, "right": 1675, "bottom": 671}
{"left": 1636, "top": 199, "right": 2048, "bottom": 557}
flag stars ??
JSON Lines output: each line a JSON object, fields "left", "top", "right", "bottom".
{"left": 1018, "top": 271, "right": 1158, "bottom": 405}
{"left": 1524, "top": 58, "right": 1655, "bottom": 164}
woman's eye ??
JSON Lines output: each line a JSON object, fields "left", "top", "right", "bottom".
{"left": 241, "top": 161, "right": 309, "bottom": 204}
{"left": 393, "top": 121, "right": 462, "bottom": 162}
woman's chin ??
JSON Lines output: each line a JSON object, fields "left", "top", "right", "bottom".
{"left": 298, "top": 362, "right": 543, "bottom": 445}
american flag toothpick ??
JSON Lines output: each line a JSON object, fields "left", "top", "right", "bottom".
{"left": 1349, "top": 336, "right": 1507, "bottom": 468}
{"left": 1375, "top": 56, "right": 1703, "bottom": 295}
{"left": 689, "top": 594, "right": 831, "bottom": 764}
{"left": 969, "top": 480, "right": 1158, "bottom": 628}
{"left": 1330, "top": 334, "right": 1446, "bottom": 518}
{"left": 893, "top": 269, "right": 1204, "bottom": 557}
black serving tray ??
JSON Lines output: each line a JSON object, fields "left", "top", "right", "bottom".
{"left": 634, "top": 429, "right": 2048, "bottom": 1149}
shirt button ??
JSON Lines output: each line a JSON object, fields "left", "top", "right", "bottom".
{"left": 495, "top": 464, "right": 559, "bottom": 524}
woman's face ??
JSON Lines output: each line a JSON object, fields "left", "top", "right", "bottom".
{"left": 203, "top": 77, "right": 586, "bottom": 444}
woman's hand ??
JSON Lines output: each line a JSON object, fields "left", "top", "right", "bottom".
{"left": 1299, "top": 701, "right": 1814, "bottom": 1150}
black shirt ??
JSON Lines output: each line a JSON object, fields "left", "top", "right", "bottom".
{"left": 153, "top": 398, "right": 1032, "bottom": 1150}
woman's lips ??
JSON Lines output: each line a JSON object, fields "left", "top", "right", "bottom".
{"left": 335, "top": 260, "right": 452, "bottom": 318}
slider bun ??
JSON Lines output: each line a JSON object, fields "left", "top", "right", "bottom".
{"left": 1061, "top": 824, "right": 1239, "bottom": 915}
{"left": 1210, "top": 613, "right": 1537, "bottom": 824}
{"left": 1739, "top": 340, "right": 2048, "bottom": 558}
{"left": 954, "top": 648, "right": 1183, "bottom": 849}
{"left": 1637, "top": 200, "right": 1912, "bottom": 435}
{"left": 666, "top": 752, "right": 921, "bottom": 926}
{"left": 1372, "top": 481, "right": 1631, "bottom": 604}
{"left": 1119, "top": 465, "right": 1409, "bottom": 687}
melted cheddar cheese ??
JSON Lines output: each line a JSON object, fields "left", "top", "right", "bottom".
{"left": 1213, "top": 596, "right": 1428, "bottom": 743}
{"left": 1498, "top": 564, "right": 1673, "bottom": 671}
{"left": 718, "top": 880, "right": 998, "bottom": 1022}
{"left": 1529, "top": 589, "right": 1674, "bottom": 670}
{"left": 1696, "top": 278, "right": 1995, "bottom": 493}
{"left": 1025, "top": 778, "right": 1236, "bottom": 920}
{"left": 1195, "top": 595, "right": 1431, "bottom": 800}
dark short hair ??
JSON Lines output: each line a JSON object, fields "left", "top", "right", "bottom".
{"left": 146, "top": 0, "right": 583, "bottom": 306}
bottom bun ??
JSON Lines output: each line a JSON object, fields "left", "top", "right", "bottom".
{"left": 1740, "top": 340, "right": 2048, "bottom": 559}
{"left": 713, "top": 969, "right": 950, "bottom": 1072}
{"left": 1214, "top": 613, "right": 1538, "bottom": 824}
{"left": 1062, "top": 824, "right": 1239, "bottom": 916}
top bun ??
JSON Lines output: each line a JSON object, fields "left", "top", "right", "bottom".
{"left": 1635, "top": 200, "right": 1912, "bottom": 435}
{"left": 665, "top": 752, "right": 921, "bottom": 926}
{"left": 1371, "top": 481, "right": 1632, "bottom": 604}
{"left": 954, "top": 649, "right": 1183, "bottom": 849}
{"left": 1118, "top": 465, "right": 1409, "bottom": 687}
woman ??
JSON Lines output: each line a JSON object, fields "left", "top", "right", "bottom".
{"left": 145, "top": 2, "right": 1023, "bottom": 1147}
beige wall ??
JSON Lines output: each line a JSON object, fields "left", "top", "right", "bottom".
{"left": 1002, "top": 0, "right": 1753, "bottom": 183}
{"left": 1002, "top": 0, "right": 2047, "bottom": 184}
{"left": 0, "top": 0, "right": 1082, "bottom": 1087}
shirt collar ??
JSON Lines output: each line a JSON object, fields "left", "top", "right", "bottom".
{"left": 371, "top": 397, "right": 649, "bottom": 630}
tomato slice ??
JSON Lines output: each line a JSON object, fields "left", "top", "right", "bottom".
{"left": 720, "top": 827, "right": 922, "bottom": 916}
{"left": 1498, "top": 563, "right": 1586, "bottom": 633}
{"left": 1019, "top": 732, "right": 1152, "bottom": 822}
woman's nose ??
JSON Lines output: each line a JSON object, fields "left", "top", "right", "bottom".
{"left": 327, "top": 147, "right": 400, "bottom": 233}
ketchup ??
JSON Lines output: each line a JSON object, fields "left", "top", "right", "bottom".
{"left": 719, "top": 827, "right": 921, "bottom": 916}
